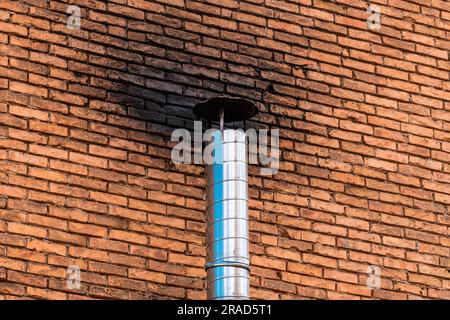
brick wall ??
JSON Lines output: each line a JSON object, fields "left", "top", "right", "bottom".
{"left": 0, "top": 0, "right": 449, "bottom": 300}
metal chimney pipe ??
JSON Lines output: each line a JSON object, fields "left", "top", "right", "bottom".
{"left": 206, "top": 129, "right": 249, "bottom": 299}
{"left": 194, "top": 97, "right": 258, "bottom": 300}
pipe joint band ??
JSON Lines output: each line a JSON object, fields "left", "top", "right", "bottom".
{"left": 205, "top": 261, "right": 250, "bottom": 272}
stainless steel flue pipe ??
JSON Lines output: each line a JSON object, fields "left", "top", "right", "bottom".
{"left": 194, "top": 97, "right": 258, "bottom": 300}
{"left": 206, "top": 129, "right": 249, "bottom": 299}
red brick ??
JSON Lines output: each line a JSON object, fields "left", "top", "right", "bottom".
{"left": 69, "top": 152, "right": 108, "bottom": 169}
{"left": 0, "top": 282, "right": 26, "bottom": 296}
{"left": 29, "top": 119, "right": 68, "bottom": 136}
{"left": 7, "top": 270, "right": 47, "bottom": 288}
{"left": 7, "top": 222, "right": 47, "bottom": 238}
{"left": 68, "top": 222, "right": 107, "bottom": 238}
{"left": 7, "top": 247, "right": 46, "bottom": 263}
{"left": 48, "top": 229, "right": 86, "bottom": 246}
{"left": 27, "top": 238, "right": 66, "bottom": 256}
{"left": 0, "top": 0, "right": 448, "bottom": 301}
{"left": 89, "top": 145, "right": 127, "bottom": 160}
{"left": 0, "top": 185, "right": 27, "bottom": 199}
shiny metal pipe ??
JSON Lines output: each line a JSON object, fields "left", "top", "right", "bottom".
{"left": 206, "top": 129, "right": 250, "bottom": 300}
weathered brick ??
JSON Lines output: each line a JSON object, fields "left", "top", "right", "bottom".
{"left": 7, "top": 222, "right": 47, "bottom": 238}
{"left": 0, "top": 0, "right": 448, "bottom": 301}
